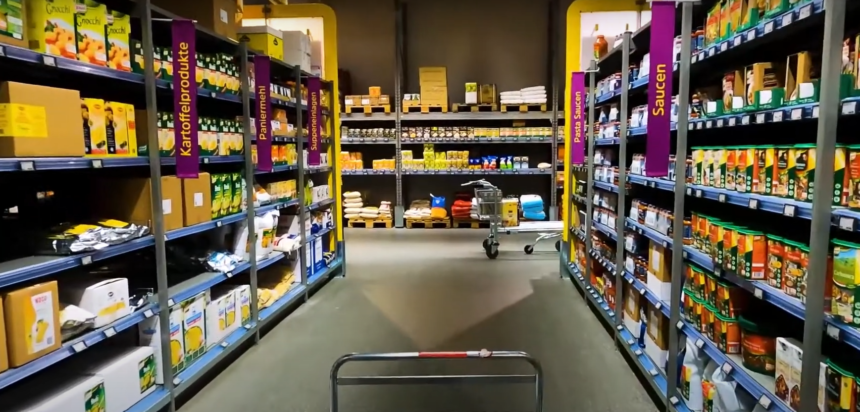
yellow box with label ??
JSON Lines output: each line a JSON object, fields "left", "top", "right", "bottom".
{"left": 82, "top": 98, "right": 107, "bottom": 155}
{"left": 0, "top": 103, "right": 48, "bottom": 138}
{"left": 239, "top": 26, "right": 283, "bottom": 61}
{"left": 3, "top": 281, "right": 62, "bottom": 367}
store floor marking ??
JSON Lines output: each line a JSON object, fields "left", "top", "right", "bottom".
{"left": 627, "top": 174, "right": 860, "bottom": 233}
{"left": 627, "top": 217, "right": 860, "bottom": 352}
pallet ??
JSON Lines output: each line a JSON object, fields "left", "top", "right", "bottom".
{"left": 403, "top": 104, "right": 448, "bottom": 114}
{"left": 345, "top": 105, "right": 391, "bottom": 114}
{"left": 452, "top": 218, "right": 490, "bottom": 229}
{"left": 405, "top": 217, "right": 451, "bottom": 229}
{"left": 452, "top": 103, "right": 497, "bottom": 113}
{"left": 500, "top": 103, "right": 547, "bottom": 113}
{"left": 347, "top": 218, "right": 392, "bottom": 228}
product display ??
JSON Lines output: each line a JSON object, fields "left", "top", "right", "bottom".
{"left": 0, "top": 3, "right": 343, "bottom": 410}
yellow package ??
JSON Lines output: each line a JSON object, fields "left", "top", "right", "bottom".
{"left": 123, "top": 104, "right": 137, "bottom": 156}
{"left": 2, "top": 282, "right": 61, "bottom": 367}
{"left": 211, "top": 173, "right": 222, "bottom": 219}
{"left": 713, "top": 148, "right": 727, "bottom": 189}
{"left": 104, "top": 101, "right": 128, "bottom": 156}
{"left": 82, "top": 98, "right": 107, "bottom": 155}
{"left": 75, "top": 1, "right": 108, "bottom": 67}
{"left": 27, "top": 0, "right": 77, "bottom": 59}
{"left": 106, "top": 11, "right": 131, "bottom": 71}
{"left": 235, "top": 285, "right": 251, "bottom": 325}
{"left": 182, "top": 291, "right": 208, "bottom": 363}
{"left": 501, "top": 198, "right": 518, "bottom": 227}
{"left": 0, "top": 104, "right": 48, "bottom": 138}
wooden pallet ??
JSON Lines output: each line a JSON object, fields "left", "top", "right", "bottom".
{"left": 405, "top": 217, "right": 451, "bottom": 229}
{"left": 403, "top": 104, "right": 448, "bottom": 114}
{"left": 345, "top": 105, "right": 391, "bottom": 114}
{"left": 347, "top": 218, "right": 392, "bottom": 228}
{"left": 452, "top": 103, "right": 497, "bottom": 113}
{"left": 500, "top": 103, "right": 547, "bottom": 113}
{"left": 452, "top": 218, "right": 490, "bottom": 229}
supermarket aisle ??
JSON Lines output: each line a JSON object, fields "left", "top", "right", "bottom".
{"left": 180, "top": 230, "right": 657, "bottom": 412}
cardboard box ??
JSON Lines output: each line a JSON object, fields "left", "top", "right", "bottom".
{"left": 3, "top": 281, "right": 62, "bottom": 367}
{"left": 104, "top": 101, "right": 131, "bottom": 155}
{"left": 206, "top": 288, "right": 238, "bottom": 347}
{"left": 61, "top": 278, "right": 130, "bottom": 328}
{"left": 775, "top": 337, "right": 794, "bottom": 404}
{"left": 648, "top": 240, "right": 672, "bottom": 281}
{"left": 0, "top": 374, "right": 106, "bottom": 412}
{"left": 0, "top": 82, "right": 84, "bottom": 157}
{"left": 75, "top": 1, "right": 108, "bottom": 67}
{"left": 368, "top": 86, "right": 381, "bottom": 97}
{"left": 465, "top": 82, "right": 478, "bottom": 104}
{"left": 82, "top": 98, "right": 107, "bottom": 155}
{"left": 0, "top": 103, "right": 47, "bottom": 140}
{"left": 282, "top": 30, "right": 311, "bottom": 69}
{"left": 139, "top": 303, "right": 183, "bottom": 384}
{"left": 646, "top": 301, "right": 669, "bottom": 349}
{"left": 220, "top": 173, "right": 232, "bottom": 217}
{"left": 182, "top": 172, "right": 212, "bottom": 226}
{"left": 0, "top": 0, "right": 27, "bottom": 48}
{"left": 238, "top": 26, "right": 283, "bottom": 62}
{"left": 0, "top": 296, "right": 7, "bottom": 373}
{"left": 235, "top": 285, "right": 251, "bottom": 325}
{"left": 230, "top": 172, "right": 242, "bottom": 214}
{"left": 379, "top": 95, "right": 391, "bottom": 105}
{"left": 480, "top": 84, "right": 497, "bottom": 105}
{"left": 81, "top": 347, "right": 157, "bottom": 412}
{"left": 182, "top": 291, "right": 208, "bottom": 363}
{"left": 106, "top": 11, "right": 131, "bottom": 71}
{"left": 419, "top": 66, "right": 448, "bottom": 87}
{"left": 26, "top": 0, "right": 76, "bottom": 58}
{"left": 623, "top": 282, "right": 641, "bottom": 321}
{"left": 95, "top": 175, "right": 183, "bottom": 231}
{"left": 151, "top": 0, "right": 238, "bottom": 41}
{"left": 785, "top": 52, "right": 815, "bottom": 103}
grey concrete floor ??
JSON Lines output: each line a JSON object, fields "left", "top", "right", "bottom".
{"left": 180, "top": 229, "right": 658, "bottom": 412}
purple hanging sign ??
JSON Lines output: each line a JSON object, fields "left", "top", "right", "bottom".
{"left": 645, "top": 1, "right": 676, "bottom": 177}
{"left": 172, "top": 20, "right": 198, "bottom": 178}
{"left": 307, "top": 77, "right": 322, "bottom": 167}
{"left": 570, "top": 72, "right": 586, "bottom": 165}
{"left": 254, "top": 55, "right": 273, "bottom": 172}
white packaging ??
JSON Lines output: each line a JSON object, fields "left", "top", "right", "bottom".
{"left": 775, "top": 337, "right": 794, "bottom": 405}
{"left": 647, "top": 271, "right": 672, "bottom": 303}
{"left": 2, "top": 374, "right": 106, "bottom": 412}
{"left": 681, "top": 338, "right": 709, "bottom": 411}
{"left": 234, "top": 285, "right": 252, "bottom": 326}
{"left": 139, "top": 304, "right": 183, "bottom": 384}
{"left": 313, "top": 238, "right": 324, "bottom": 271}
{"left": 206, "top": 289, "right": 238, "bottom": 347}
{"left": 644, "top": 332, "right": 668, "bottom": 372}
{"left": 81, "top": 347, "right": 157, "bottom": 412}
{"left": 182, "top": 291, "right": 208, "bottom": 363}
{"left": 61, "top": 278, "right": 130, "bottom": 328}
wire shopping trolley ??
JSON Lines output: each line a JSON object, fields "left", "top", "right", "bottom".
{"left": 462, "top": 180, "right": 503, "bottom": 259}
{"left": 329, "top": 350, "right": 544, "bottom": 412}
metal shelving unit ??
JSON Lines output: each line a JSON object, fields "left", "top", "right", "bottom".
{"left": 562, "top": 1, "right": 856, "bottom": 411}
{"left": 0, "top": 1, "right": 343, "bottom": 411}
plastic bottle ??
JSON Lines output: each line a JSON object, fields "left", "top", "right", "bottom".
{"left": 594, "top": 35, "right": 608, "bottom": 60}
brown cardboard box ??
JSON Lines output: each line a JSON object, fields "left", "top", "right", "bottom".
{"left": 647, "top": 302, "right": 669, "bottom": 349}
{"left": 360, "top": 95, "right": 372, "bottom": 106}
{"left": 3, "top": 282, "right": 62, "bottom": 367}
{"left": 95, "top": 176, "right": 184, "bottom": 231}
{"left": 344, "top": 95, "right": 362, "bottom": 107}
{"left": 0, "top": 296, "right": 6, "bottom": 373}
{"left": 785, "top": 52, "right": 813, "bottom": 101}
{"left": 420, "top": 86, "right": 448, "bottom": 105}
{"left": 182, "top": 172, "right": 212, "bottom": 226}
{"left": 480, "top": 84, "right": 497, "bottom": 105}
{"left": 379, "top": 95, "right": 390, "bottom": 105}
{"left": 623, "top": 282, "right": 641, "bottom": 321}
{"left": 648, "top": 240, "right": 672, "bottom": 282}
{"left": 0, "top": 82, "right": 84, "bottom": 157}
{"left": 368, "top": 86, "right": 381, "bottom": 97}
{"left": 419, "top": 67, "right": 447, "bottom": 87}
{"left": 151, "top": 0, "right": 239, "bottom": 41}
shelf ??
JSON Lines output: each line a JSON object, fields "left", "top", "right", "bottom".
{"left": 0, "top": 156, "right": 244, "bottom": 173}
{"left": 174, "top": 321, "right": 258, "bottom": 395}
{"left": 595, "top": 138, "right": 620, "bottom": 146}
{"left": 305, "top": 166, "right": 332, "bottom": 174}
{"left": 691, "top": 0, "right": 824, "bottom": 65}
{"left": 255, "top": 199, "right": 300, "bottom": 215}
{"left": 340, "top": 112, "right": 557, "bottom": 121}
{"left": 342, "top": 137, "right": 397, "bottom": 144}
{"left": 259, "top": 284, "right": 307, "bottom": 325}
{"left": 592, "top": 221, "right": 617, "bottom": 240}
{"left": 308, "top": 227, "right": 335, "bottom": 244}
{"left": 402, "top": 168, "right": 551, "bottom": 176}
{"left": 342, "top": 169, "right": 396, "bottom": 175}
{"left": 615, "top": 326, "right": 692, "bottom": 412}
{"left": 254, "top": 164, "right": 298, "bottom": 175}
{"left": 0, "top": 303, "right": 156, "bottom": 390}
{"left": 125, "top": 388, "right": 170, "bottom": 412}
{"left": 567, "top": 263, "right": 615, "bottom": 322}
{"left": 304, "top": 198, "right": 335, "bottom": 212}
{"left": 308, "top": 258, "right": 343, "bottom": 287}
{"left": 626, "top": 174, "right": 860, "bottom": 234}
{"left": 593, "top": 181, "right": 619, "bottom": 193}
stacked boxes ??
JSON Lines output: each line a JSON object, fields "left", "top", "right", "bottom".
{"left": 419, "top": 67, "right": 448, "bottom": 107}
{"left": 282, "top": 30, "right": 311, "bottom": 70}
{"left": 238, "top": 26, "right": 284, "bottom": 62}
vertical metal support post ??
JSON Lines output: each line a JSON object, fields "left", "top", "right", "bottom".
{"left": 393, "top": 0, "right": 405, "bottom": 227}
{"left": 666, "top": 2, "right": 694, "bottom": 406}
{"left": 239, "top": 42, "right": 259, "bottom": 341}
{"left": 614, "top": 31, "right": 631, "bottom": 331}
{"left": 800, "top": 0, "right": 845, "bottom": 410}
{"left": 548, "top": 0, "right": 560, "bottom": 220}
{"left": 139, "top": 0, "right": 174, "bottom": 409}
{"left": 584, "top": 60, "right": 597, "bottom": 301}
{"left": 295, "top": 67, "right": 309, "bottom": 298}
{"left": 327, "top": 81, "right": 344, "bottom": 273}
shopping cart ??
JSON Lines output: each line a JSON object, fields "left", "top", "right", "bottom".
{"left": 329, "top": 350, "right": 544, "bottom": 412}
{"left": 462, "top": 180, "right": 564, "bottom": 258}
{"left": 462, "top": 180, "right": 503, "bottom": 259}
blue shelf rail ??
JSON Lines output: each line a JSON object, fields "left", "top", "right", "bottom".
{"left": 401, "top": 168, "right": 552, "bottom": 176}
{"left": 342, "top": 169, "right": 396, "bottom": 175}
{"left": 0, "top": 155, "right": 244, "bottom": 173}
{"left": 593, "top": 181, "right": 619, "bottom": 193}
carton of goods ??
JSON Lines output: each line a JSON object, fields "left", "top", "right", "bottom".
{"left": 0, "top": 82, "right": 83, "bottom": 157}
{"left": 0, "top": 0, "right": 26, "bottom": 48}
{"left": 206, "top": 288, "right": 238, "bottom": 347}
{"left": 3, "top": 281, "right": 62, "bottom": 367}
{"left": 82, "top": 98, "right": 107, "bottom": 155}
{"left": 238, "top": 26, "right": 284, "bottom": 61}
{"left": 182, "top": 172, "right": 212, "bottom": 226}
{"left": 81, "top": 346, "right": 157, "bottom": 412}
{"left": 26, "top": 0, "right": 77, "bottom": 58}
{"left": 74, "top": 1, "right": 108, "bottom": 67}
{"left": 139, "top": 302, "right": 184, "bottom": 384}
{"left": 182, "top": 291, "right": 208, "bottom": 363}
{"left": 61, "top": 278, "right": 130, "bottom": 328}
{"left": 106, "top": 11, "right": 131, "bottom": 71}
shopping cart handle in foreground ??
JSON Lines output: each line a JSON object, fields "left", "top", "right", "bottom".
{"left": 329, "top": 350, "right": 544, "bottom": 412}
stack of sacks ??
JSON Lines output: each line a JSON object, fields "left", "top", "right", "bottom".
{"left": 520, "top": 194, "right": 546, "bottom": 220}
{"left": 343, "top": 191, "right": 363, "bottom": 219}
{"left": 499, "top": 86, "right": 547, "bottom": 105}
{"left": 451, "top": 192, "right": 473, "bottom": 220}
{"left": 360, "top": 206, "right": 379, "bottom": 219}
{"left": 404, "top": 199, "right": 431, "bottom": 219}
{"left": 378, "top": 201, "right": 392, "bottom": 219}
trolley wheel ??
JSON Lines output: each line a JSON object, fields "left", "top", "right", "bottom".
{"left": 524, "top": 245, "right": 534, "bottom": 254}
{"left": 482, "top": 238, "right": 490, "bottom": 250}
{"left": 555, "top": 240, "right": 561, "bottom": 251}
{"left": 486, "top": 246, "right": 499, "bottom": 259}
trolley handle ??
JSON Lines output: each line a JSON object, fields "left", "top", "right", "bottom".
{"left": 461, "top": 179, "right": 497, "bottom": 189}
{"left": 329, "top": 350, "right": 544, "bottom": 412}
